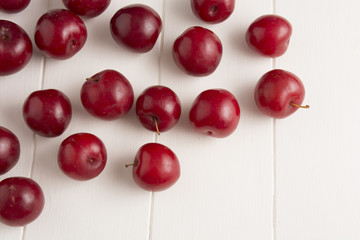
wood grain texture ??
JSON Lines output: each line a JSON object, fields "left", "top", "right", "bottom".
{"left": 25, "top": 1, "right": 163, "bottom": 240}
{"left": 0, "top": 1, "right": 48, "bottom": 239}
{"left": 2, "top": 0, "right": 162, "bottom": 239}
{"left": 151, "top": 0, "right": 274, "bottom": 240}
{"left": 275, "top": 0, "right": 360, "bottom": 239}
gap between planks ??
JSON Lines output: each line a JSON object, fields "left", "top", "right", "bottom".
{"left": 21, "top": 55, "right": 47, "bottom": 240}
{"left": 272, "top": 2, "right": 277, "bottom": 240}
{"left": 22, "top": 2, "right": 50, "bottom": 239}
{"left": 148, "top": 0, "right": 167, "bottom": 239}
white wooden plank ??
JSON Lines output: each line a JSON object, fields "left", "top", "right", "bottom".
{"left": 275, "top": 0, "right": 360, "bottom": 239}
{"left": 151, "top": 1, "right": 274, "bottom": 239}
{"left": 0, "top": 1, "right": 48, "bottom": 239}
{"left": 20, "top": 1, "right": 163, "bottom": 240}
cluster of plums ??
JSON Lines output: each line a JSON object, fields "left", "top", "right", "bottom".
{"left": 0, "top": 0, "right": 308, "bottom": 227}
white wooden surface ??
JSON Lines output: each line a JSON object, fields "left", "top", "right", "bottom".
{"left": 1, "top": 0, "right": 360, "bottom": 239}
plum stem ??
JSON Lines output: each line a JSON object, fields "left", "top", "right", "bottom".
{"left": 86, "top": 78, "right": 98, "bottom": 82}
{"left": 70, "top": 39, "right": 77, "bottom": 48}
{"left": 126, "top": 159, "right": 139, "bottom": 168}
{"left": 125, "top": 163, "right": 134, "bottom": 168}
{"left": 153, "top": 116, "right": 160, "bottom": 135}
{"left": 290, "top": 102, "right": 310, "bottom": 108}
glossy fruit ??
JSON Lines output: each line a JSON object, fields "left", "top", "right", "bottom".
{"left": 0, "top": 127, "right": 20, "bottom": 175}
{"left": 191, "top": 0, "right": 235, "bottom": 23}
{"left": 62, "top": 0, "right": 111, "bottom": 17}
{"left": 173, "top": 26, "right": 222, "bottom": 77}
{"left": 128, "top": 143, "right": 180, "bottom": 192}
{"left": 110, "top": 4, "right": 162, "bottom": 53}
{"left": 136, "top": 86, "right": 181, "bottom": 134}
{"left": 254, "top": 69, "right": 308, "bottom": 118}
{"left": 0, "top": 20, "right": 32, "bottom": 76}
{"left": 58, "top": 133, "right": 107, "bottom": 181}
{"left": 189, "top": 89, "right": 240, "bottom": 138}
{"left": 34, "top": 9, "right": 87, "bottom": 59}
{"left": 246, "top": 14, "right": 292, "bottom": 57}
{"left": 81, "top": 69, "right": 134, "bottom": 120}
{"left": 0, "top": 0, "right": 31, "bottom": 13}
{"left": 23, "top": 89, "right": 72, "bottom": 137}
{"left": 0, "top": 177, "right": 44, "bottom": 226}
